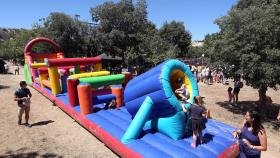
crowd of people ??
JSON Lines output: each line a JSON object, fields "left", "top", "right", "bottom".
{"left": 1, "top": 62, "right": 20, "bottom": 75}
{"left": 190, "top": 65, "right": 226, "bottom": 85}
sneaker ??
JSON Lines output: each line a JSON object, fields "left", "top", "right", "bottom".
{"left": 18, "top": 120, "right": 22, "bottom": 125}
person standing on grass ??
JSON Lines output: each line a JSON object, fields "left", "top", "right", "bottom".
{"left": 233, "top": 76, "right": 241, "bottom": 103}
{"left": 14, "top": 64, "right": 20, "bottom": 75}
{"left": 227, "top": 87, "right": 234, "bottom": 104}
{"left": 4, "top": 63, "right": 9, "bottom": 74}
{"left": 14, "top": 81, "right": 32, "bottom": 126}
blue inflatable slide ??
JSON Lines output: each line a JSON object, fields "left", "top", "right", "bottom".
{"left": 31, "top": 58, "right": 240, "bottom": 158}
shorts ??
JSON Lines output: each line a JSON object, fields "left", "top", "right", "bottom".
{"left": 18, "top": 104, "right": 30, "bottom": 111}
{"left": 233, "top": 87, "right": 240, "bottom": 94}
{"left": 192, "top": 118, "right": 205, "bottom": 132}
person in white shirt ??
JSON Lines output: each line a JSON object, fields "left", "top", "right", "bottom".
{"left": 4, "top": 64, "right": 9, "bottom": 74}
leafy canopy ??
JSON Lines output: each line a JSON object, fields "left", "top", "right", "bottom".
{"left": 205, "top": 0, "right": 280, "bottom": 89}
{"left": 159, "top": 21, "right": 192, "bottom": 57}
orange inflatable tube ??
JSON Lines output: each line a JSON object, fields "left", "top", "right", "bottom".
{"left": 42, "top": 80, "right": 51, "bottom": 89}
{"left": 122, "top": 72, "right": 132, "bottom": 87}
{"left": 67, "top": 78, "right": 79, "bottom": 106}
{"left": 111, "top": 86, "right": 124, "bottom": 108}
{"left": 78, "top": 83, "right": 93, "bottom": 115}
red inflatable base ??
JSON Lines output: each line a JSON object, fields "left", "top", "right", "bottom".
{"left": 218, "top": 143, "right": 239, "bottom": 158}
{"left": 32, "top": 83, "right": 142, "bottom": 158}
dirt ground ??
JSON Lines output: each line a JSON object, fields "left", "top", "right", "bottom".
{"left": 0, "top": 63, "right": 118, "bottom": 158}
{"left": 0, "top": 62, "right": 279, "bottom": 158}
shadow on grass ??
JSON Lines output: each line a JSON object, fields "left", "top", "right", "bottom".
{"left": 216, "top": 101, "right": 280, "bottom": 130}
{"left": 30, "top": 120, "right": 54, "bottom": 127}
{"left": 0, "top": 151, "right": 62, "bottom": 158}
{"left": 0, "top": 85, "right": 10, "bottom": 89}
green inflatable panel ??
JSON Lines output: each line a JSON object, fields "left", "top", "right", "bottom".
{"left": 69, "top": 68, "right": 75, "bottom": 75}
{"left": 24, "top": 64, "right": 32, "bottom": 85}
{"left": 79, "top": 74, "right": 125, "bottom": 88}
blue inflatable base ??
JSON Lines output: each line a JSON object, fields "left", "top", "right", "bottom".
{"left": 41, "top": 85, "right": 238, "bottom": 158}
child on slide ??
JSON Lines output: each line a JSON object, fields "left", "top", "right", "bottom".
{"left": 175, "top": 77, "right": 189, "bottom": 102}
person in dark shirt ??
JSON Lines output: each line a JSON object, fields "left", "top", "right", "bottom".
{"left": 184, "top": 96, "right": 206, "bottom": 147}
{"left": 232, "top": 110, "right": 267, "bottom": 158}
{"left": 233, "top": 76, "right": 241, "bottom": 103}
{"left": 14, "top": 81, "right": 32, "bottom": 125}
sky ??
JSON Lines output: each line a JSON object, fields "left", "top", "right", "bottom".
{"left": 0, "top": 0, "right": 238, "bottom": 41}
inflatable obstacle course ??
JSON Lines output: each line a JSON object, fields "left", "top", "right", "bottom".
{"left": 24, "top": 38, "right": 239, "bottom": 158}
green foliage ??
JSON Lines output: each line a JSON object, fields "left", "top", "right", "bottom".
{"left": 159, "top": 21, "right": 192, "bottom": 57}
{"left": 0, "top": 29, "right": 36, "bottom": 60}
{"left": 1, "top": 0, "right": 193, "bottom": 67}
{"left": 36, "top": 12, "right": 91, "bottom": 57}
{"left": 204, "top": 0, "right": 280, "bottom": 90}
{"left": 126, "top": 32, "right": 179, "bottom": 66}
{"left": 90, "top": 0, "right": 191, "bottom": 65}
{"left": 90, "top": 0, "right": 148, "bottom": 62}
{"left": 188, "top": 46, "right": 204, "bottom": 58}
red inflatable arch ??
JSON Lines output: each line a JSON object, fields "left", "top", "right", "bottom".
{"left": 24, "top": 37, "right": 61, "bottom": 54}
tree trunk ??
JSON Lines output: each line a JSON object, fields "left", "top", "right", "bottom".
{"left": 258, "top": 84, "right": 267, "bottom": 107}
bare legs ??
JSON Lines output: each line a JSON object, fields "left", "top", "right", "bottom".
{"left": 192, "top": 130, "right": 203, "bottom": 147}
{"left": 18, "top": 108, "right": 24, "bottom": 125}
{"left": 25, "top": 106, "right": 30, "bottom": 124}
{"left": 233, "top": 93, "right": 238, "bottom": 103}
{"left": 18, "top": 106, "right": 30, "bottom": 125}
{"left": 178, "top": 93, "right": 188, "bottom": 101}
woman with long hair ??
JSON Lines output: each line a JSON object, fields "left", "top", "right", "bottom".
{"left": 232, "top": 110, "right": 267, "bottom": 158}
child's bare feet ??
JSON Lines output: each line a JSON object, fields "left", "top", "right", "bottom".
{"left": 191, "top": 143, "right": 196, "bottom": 148}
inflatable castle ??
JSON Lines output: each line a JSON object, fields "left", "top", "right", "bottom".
{"left": 24, "top": 38, "right": 239, "bottom": 158}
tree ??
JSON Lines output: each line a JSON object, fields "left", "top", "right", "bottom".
{"left": 122, "top": 20, "right": 179, "bottom": 66}
{"left": 90, "top": 0, "right": 149, "bottom": 62}
{"left": 188, "top": 46, "right": 204, "bottom": 58}
{"left": 127, "top": 32, "right": 179, "bottom": 66}
{"left": 204, "top": 0, "right": 280, "bottom": 105}
{"left": 90, "top": 0, "right": 186, "bottom": 65}
{"left": 159, "top": 21, "right": 192, "bottom": 57}
{"left": 37, "top": 12, "right": 91, "bottom": 57}
{"left": 0, "top": 29, "right": 37, "bottom": 61}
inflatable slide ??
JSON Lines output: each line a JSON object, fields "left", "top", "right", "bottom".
{"left": 24, "top": 38, "right": 239, "bottom": 158}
